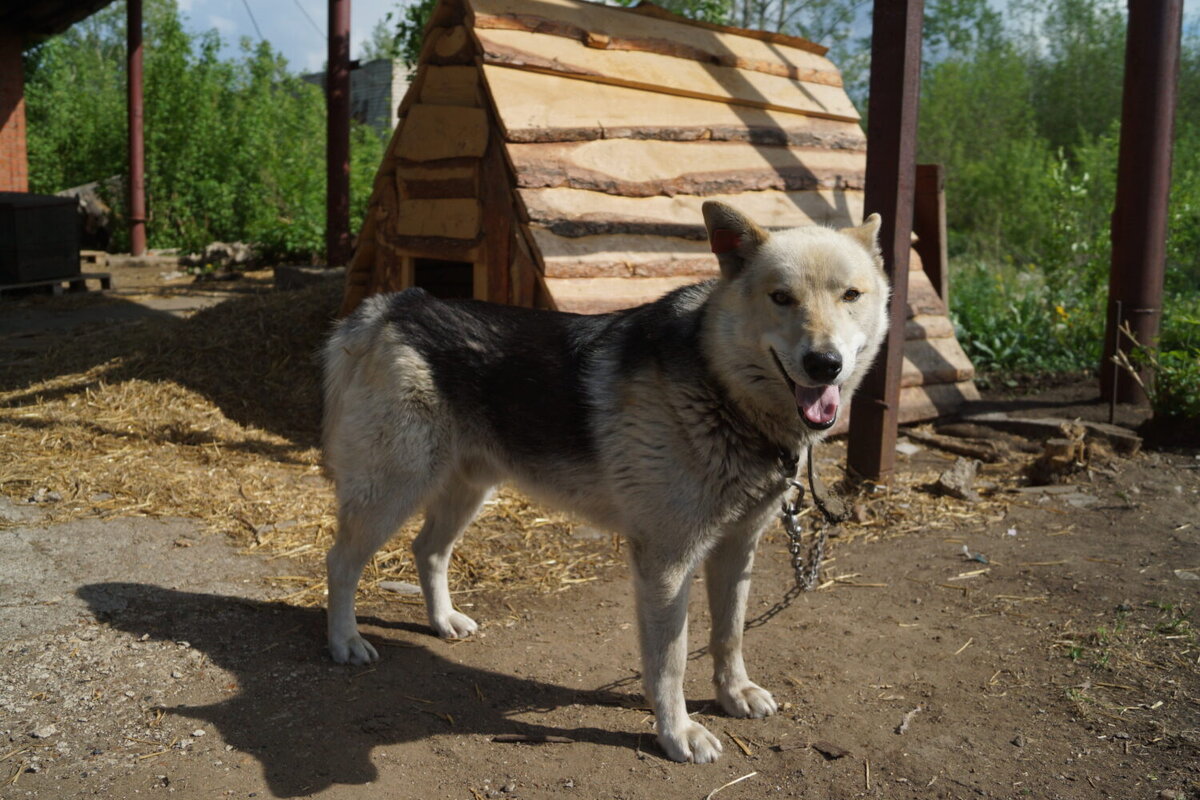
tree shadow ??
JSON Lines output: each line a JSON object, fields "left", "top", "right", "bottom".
{"left": 76, "top": 582, "right": 643, "bottom": 797}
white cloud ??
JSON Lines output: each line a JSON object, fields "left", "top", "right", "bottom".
{"left": 207, "top": 13, "right": 237, "bottom": 38}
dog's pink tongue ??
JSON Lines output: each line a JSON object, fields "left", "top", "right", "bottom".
{"left": 796, "top": 384, "right": 840, "bottom": 426}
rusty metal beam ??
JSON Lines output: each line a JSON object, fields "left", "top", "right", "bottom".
{"left": 1100, "top": 0, "right": 1183, "bottom": 403}
{"left": 846, "top": 0, "right": 924, "bottom": 485}
{"left": 127, "top": 0, "right": 146, "bottom": 256}
{"left": 326, "top": 0, "right": 352, "bottom": 267}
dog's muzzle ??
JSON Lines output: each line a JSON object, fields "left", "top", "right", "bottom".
{"left": 771, "top": 349, "right": 841, "bottom": 431}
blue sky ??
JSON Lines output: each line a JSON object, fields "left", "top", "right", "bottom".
{"left": 177, "top": 0, "right": 400, "bottom": 73}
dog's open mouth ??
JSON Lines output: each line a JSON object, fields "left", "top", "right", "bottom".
{"left": 770, "top": 350, "right": 840, "bottom": 430}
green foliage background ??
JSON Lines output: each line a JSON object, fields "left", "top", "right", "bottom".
{"left": 23, "top": 0, "right": 384, "bottom": 261}
{"left": 915, "top": 0, "right": 1199, "bottom": 409}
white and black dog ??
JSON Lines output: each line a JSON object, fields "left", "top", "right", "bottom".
{"left": 321, "top": 201, "right": 890, "bottom": 762}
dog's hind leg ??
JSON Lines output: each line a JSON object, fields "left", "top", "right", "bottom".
{"left": 327, "top": 487, "right": 423, "bottom": 665}
{"left": 704, "top": 526, "right": 778, "bottom": 719}
{"left": 413, "top": 475, "right": 491, "bottom": 639}
{"left": 629, "top": 541, "right": 724, "bottom": 764}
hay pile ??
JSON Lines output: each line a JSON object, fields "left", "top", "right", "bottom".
{"left": 0, "top": 282, "right": 618, "bottom": 606}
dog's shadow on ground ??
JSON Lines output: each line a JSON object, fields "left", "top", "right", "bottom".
{"left": 77, "top": 583, "right": 641, "bottom": 797}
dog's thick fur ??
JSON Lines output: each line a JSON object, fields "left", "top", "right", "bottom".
{"left": 322, "top": 202, "right": 890, "bottom": 763}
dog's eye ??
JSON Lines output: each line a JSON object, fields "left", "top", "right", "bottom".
{"left": 769, "top": 290, "right": 794, "bottom": 306}
{"left": 842, "top": 288, "right": 862, "bottom": 303}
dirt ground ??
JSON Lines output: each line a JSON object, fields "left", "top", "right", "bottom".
{"left": 1, "top": 264, "right": 1198, "bottom": 800}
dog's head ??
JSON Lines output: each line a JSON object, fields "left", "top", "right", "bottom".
{"left": 702, "top": 201, "right": 890, "bottom": 433}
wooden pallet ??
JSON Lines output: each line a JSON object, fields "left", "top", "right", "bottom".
{"left": 0, "top": 272, "right": 113, "bottom": 297}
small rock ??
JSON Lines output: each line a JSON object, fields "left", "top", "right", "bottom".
{"left": 502, "top": 781, "right": 517, "bottom": 793}
{"left": 30, "top": 724, "right": 57, "bottom": 739}
{"left": 1158, "top": 790, "right": 1185, "bottom": 800}
{"left": 1174, "top": 570, "right": 1200, "bottom": 581}
{"left": 895, "top": 441, "right": 922, "bottom": 456}
{"left": 171, "top": 670, "right": 184, "bottom": 679}
{"left": 812, "top": 740, "right": 851, "bottom": 760}
{"left": 936, "top": 457, "right": 982, "bottom": 502}
{"left": 191, "top": 729, "right": 206, "bottom": 738}
{"left": 1011, "top": 734, "right": 1027, "bottom": 747}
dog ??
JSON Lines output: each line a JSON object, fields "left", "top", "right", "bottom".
{"left": 321, "top": 201, "right": 890, "bottom": 763}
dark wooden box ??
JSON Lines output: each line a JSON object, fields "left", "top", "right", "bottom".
{"left": 0, "top": 192, "right": 81, "bottom": 284}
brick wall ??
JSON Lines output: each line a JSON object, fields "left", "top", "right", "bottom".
{"left": 0, "top": 29, "right": 29, "bottom": 192}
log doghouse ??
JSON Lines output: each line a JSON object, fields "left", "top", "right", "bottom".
{"left": 339, "top": 0, "right": 979, "bottom": 428}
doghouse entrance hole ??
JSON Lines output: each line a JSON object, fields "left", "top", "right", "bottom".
{"left": 414, "top": 258, "right": 473, "bottom": 299}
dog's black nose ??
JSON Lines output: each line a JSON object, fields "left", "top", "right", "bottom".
{"left": 803, "top": 351, "right": 842, "bottom": 382}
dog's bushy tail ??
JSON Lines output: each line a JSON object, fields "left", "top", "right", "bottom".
{"left": 320, "top": 295, "right": 392, "bottom": 477}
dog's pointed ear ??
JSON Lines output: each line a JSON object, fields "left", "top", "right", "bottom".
{"left": 702, "top": 201, "right": 769, "bottom": 280}
{"left": 842, "top": 213, "right": 883, "bottom": 260}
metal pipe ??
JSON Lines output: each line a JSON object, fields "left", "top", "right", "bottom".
{"left": 1100, "top": 0, "right": 1183, "bottom": 404}
{"left": 326, "top": 0, "right": 352, "bottom": 268}
{"left": 127, "top": 0, "right": 146, "bottom": 256}
{"left": 846, "top": 0, "right": 925, "bottom": 485}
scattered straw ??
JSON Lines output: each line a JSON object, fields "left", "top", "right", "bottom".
{"left": 0, "top": 283, "right": 621, "bottom": 605}
{"left": 705, "top": 771, "right": 758, "bottom": 800}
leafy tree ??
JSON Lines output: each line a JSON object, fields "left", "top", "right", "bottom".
{"left": 360, "top": 17, "right": 403, "bottom": 61}
{"left": 24, "top": 0, "right": 384, "bottom": 261}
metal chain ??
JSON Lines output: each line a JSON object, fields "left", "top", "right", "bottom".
{"left": 742, "top": 469, "right": 830, "bottom": 633}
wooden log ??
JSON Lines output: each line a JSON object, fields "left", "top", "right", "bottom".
{"left": 467, "top": 0, "right": 840, "bottom": 85}
{"left": 530, "top": 228, "right": 714, "bottom": 278}
{"left": 429, "top": 0, "right": 466, "bottom": 28}
{"left": 483, "top": 66, "right": 867, "bottom": 148}
{"left": 510, "top": 225, "right": 539, "bottom": 306}
{"left": 901, "top": 426, "right": 1005, "bottom": 463}
{"left": 507, "top": 140, "right": 864, "bottom": 197}
{"left": 626, "top": 1, "right": 827, "bottom": 55}
{"left": 397, "top": 160, "right": 480, "bottom": 199}
{"left": 543, "top": 275, "right": 698, "bottom": 313}
{"left": 377, "top": 234, "right": 482, "bottom": 261}
{"left": 901, "top": 333, "right": 976, "bottom": 388}
{"left": 396, "top": 105, "right": 489, "bottom": 162}
{"left": 904, "top": 313, "right": 955, "bottom": 341}
{"left": 422, "top": 25, "right": 476, "bottom": 64}
{"left": 395, "top": 198, "right": 482, "bottom": 239}
{"left": 475, "top": 29, "right": 860, "bottom": 122}
{"left": 958, "top": 412, "right": 1142, "bottom": 456}
{"left": 827, "top": 380, "right": 981, "bottom": 437}
{"left": 518, "top": 187, "right": 864, "bottom": 237}
{"left": 419, "top": 65, "right": 482, "bottom": 107}
{"left": 479, "top": 138, "right": 512, "bottom": 303}
{"left": 905, "top": 268, "right": 948, "bottom": 318}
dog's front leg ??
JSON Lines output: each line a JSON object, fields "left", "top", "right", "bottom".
{"left": 705, "top": 528, "right": 778, "bottom": 719}
{"left": 630, "top": 544, "right": 723, "bottom": 763}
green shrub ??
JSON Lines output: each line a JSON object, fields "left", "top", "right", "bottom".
{"left": 24, "top": 0, "right": 384, "bottom": 262}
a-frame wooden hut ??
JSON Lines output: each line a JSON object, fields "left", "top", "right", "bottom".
{"left": 340, "top": 0, "right": 979, "bottom": 426}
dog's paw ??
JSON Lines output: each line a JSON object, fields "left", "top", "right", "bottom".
{"left": 432, "top": 610, "right": 478, "bottom": 639}
{"left": 659, "top": 721, "right": 723, "bottom": 764}
{"left": 718, "top": 680, "right": 778, "bottom": 719}
{"left": 329, "top": 633, "right": 380, "bottom": 665}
